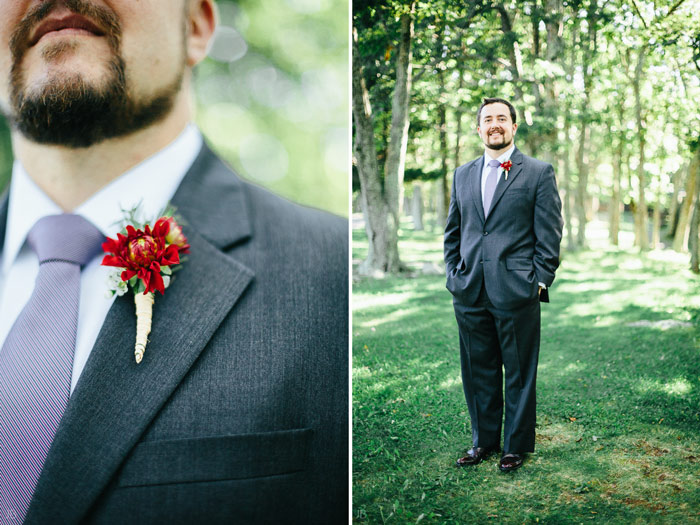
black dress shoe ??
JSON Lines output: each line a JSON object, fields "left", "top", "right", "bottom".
{"left": 456, "top": 447, "right": 498, "bottom": 466}
{"left": 499, "top": 453, "right": 524, "bottom": 472}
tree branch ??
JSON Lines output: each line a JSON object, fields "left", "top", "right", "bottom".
{"left": 630, "top": 0, "right": 648, "bottom": 28}
{"left": 664, "top": 0, "right": 688, "bottom": 19}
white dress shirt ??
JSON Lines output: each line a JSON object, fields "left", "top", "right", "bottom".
{"left": 0, "top": 124, "right": 203, "bottom": 393}
{"left": 480, "top": 144, "right": 515, "bottom": 210}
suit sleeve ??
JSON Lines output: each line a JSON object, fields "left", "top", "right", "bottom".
{"left": 444, "top": 170, "right": 462, "bottom": 275}
{"left": 533, "top": 164, "right": 563, "bottom": 287}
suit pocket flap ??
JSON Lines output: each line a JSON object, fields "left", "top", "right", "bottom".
{"left": 118, "top": 428, "right": 312, "bottom": 487}
{"left": 505, "top": 257, "right": 532, "bottom": 270}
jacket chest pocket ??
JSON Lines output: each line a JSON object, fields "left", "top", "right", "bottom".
{"left": 500, "top": 187, "right": 532, "bottom": 216}
{"left": 117, "top": 428, "right": 312, "bottom": 487}
{"left": 503, "top": 187, "right": 530, "bottom": 198}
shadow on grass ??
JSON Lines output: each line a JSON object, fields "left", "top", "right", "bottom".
{"left": 353, "top": 232, "right": 700, "bottom": 523}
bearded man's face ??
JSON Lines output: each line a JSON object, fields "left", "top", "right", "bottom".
{"left": 477, "top": 102, "right": 517, "bottom": 152}
{"left": 0, "top": 0, "right": 189, "bottom": 148}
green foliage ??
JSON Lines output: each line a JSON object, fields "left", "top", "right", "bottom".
{"left": 404, "top": 168, "right": 442, "bottom": 182}
{"left": 355, "top": 0, "right": 700, "bottom": 210}
{"left": 353, "top": 217, "right": 700, "bottom": 523}
{"left": 198, "top": 0, "right": 348, "bottom": 216}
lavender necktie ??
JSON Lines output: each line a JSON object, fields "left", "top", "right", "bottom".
{"left": 0, "top": 214, "right": 104, "bottom": 524}
{"left": 483, "top": 159, "right": 501, "bottom": 217}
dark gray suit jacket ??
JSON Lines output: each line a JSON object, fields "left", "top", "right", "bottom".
{"left": 0, "top": 144, "right": 348, "bottom": 524}
{"left": 444, "top": 147, "right": 562, "bottom": 310}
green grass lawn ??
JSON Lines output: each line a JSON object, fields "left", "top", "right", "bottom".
{"left": 352, "top": 215, "right": 700, "bottom": 524}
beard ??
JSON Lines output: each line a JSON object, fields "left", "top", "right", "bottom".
{"left": 483, "top": 131, "right": 513, "bottom": 151}
{"left": 7, "top": 0, "right": 183, "bottom": 149}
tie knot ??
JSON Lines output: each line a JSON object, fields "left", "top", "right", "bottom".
{"left": 27, "top": 214, "right": 105, "bottom": 266}
{"left": 488, "top": 159, "right": 501, "bottom": 168}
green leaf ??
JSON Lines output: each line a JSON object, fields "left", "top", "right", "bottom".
{"left": 133, "top": 280, "right": 145, "bottom": 295}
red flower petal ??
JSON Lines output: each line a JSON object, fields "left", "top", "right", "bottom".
{"left": 102, "top": 238, "right": 118, "bottom": 253}
{"left": 151, "top": 271, "right": 165, "bottom": 295}
{"left": 160, "top": 245, "right": 180, "bottom": 266}
{"left": 153, "top": 217, "right": 170, "bottom": 237}
{"left": 122, "top": 269, "right": 137, "bottom": 282}
{"left": 102, "top": 254, "right": 125, "bottom": 267}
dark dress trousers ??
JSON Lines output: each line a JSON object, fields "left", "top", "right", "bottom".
{"left": 0, "top": 144, "right": 348, "bottom": 524}
{"left": 444, "top": 147, "right": 562, "bottom": 454}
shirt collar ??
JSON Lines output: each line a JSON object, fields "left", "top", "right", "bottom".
{"left": 2, "top": 124, "right": 203, "bottom": 275}
{"left": 483, "top": 144, "right": 515, "bottom": 167}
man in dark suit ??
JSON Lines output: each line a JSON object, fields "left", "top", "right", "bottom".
{"left": 444, "top": 97, "right": 562, "bottom": 472}
{"left": 0, "top": 1, "right": 347, "bottom": 523}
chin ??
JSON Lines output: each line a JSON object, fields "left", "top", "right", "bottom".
{"left": 488, "top": 140, "right": 512, "bottom": 151}
{"left": 25, "top": 40, "right": 112, "bottom": 79}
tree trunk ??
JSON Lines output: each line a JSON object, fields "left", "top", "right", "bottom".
{"left": 352, "top": 28, "right": 402, "bottom": 274}
{"left": 673, "top": 150, "right": 699, "bottom": 251}
{"left": 383, "top": 7, "right": 414, "bottom": 223}
{"left": 690, "top": 200, "right": 700, "bottom": 273}
{"left": 610, "top": 145, "right": 622, "bottom": 246}
{"left": 561, "top": 20, "right": 576, "bottom": 251}
{"left": 609, "top": 124, "right": 623, "bottom": 245}
{"left": 632, "top": 47, "right": 649, "bottom": 250}
{"left": 411, "top": 183, "right": 424, "bottom": 231}
{"left": 403, "top": 195, "right": 411, "bottom": 216}
{"left": 690, "top": 156, "right": 700, "bottom": 272}
{"left": 574, "top": 6, "right": 596, "bottom": 247}
{"left": 545, "top": 0, "right": 564, "bottom": 61}
{"left": 666, "top": 163, "right": 685, "bottom": 238}
{"left": 575, "top": 122, "right": 590, "bottom": 247}
{"left": 652, "top": 202, "right": 661, "bottom": 249}
{"left": 562, "top": 108, "right": 576, "bottom": 251}
{"left": 448, "top": 63, "right": 465, "bottom": 234}
{"left": 452, "top": 63, "right": 465, "bottom": 171}
{"left": 436, "top": 66, "right": 449, "bottom": 230}
{"left": 680, "top": 146, "right": 700, "bottom": 254}
{"left": 495, "top": 6, "right": 524, "bottom": 102}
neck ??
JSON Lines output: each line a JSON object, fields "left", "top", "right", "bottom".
{"left": 11, "top": 89, "right": 192, "bottom": 212}
{"left": 484, "top": 143, "right": 514, "bottom": 160}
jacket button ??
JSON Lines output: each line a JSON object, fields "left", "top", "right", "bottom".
{"left": 483, "top": 231, "right": 488, "bottom": 235}
{"left": 480, "top": 260, "right": 484, "bottom": 264}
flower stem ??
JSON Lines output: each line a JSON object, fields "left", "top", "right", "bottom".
{"left": 134, "top": 292, "right": 154, "bottom": 364}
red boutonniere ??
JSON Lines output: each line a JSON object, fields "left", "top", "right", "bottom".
{"left": 101, "top": 212, "right": 189, "bottom": 364}
{"left": 501, "top": 160, "right": 513, "bottom": 180}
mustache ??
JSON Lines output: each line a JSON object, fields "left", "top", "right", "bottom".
{"left": 10, "top": 0, "right": 121, "bottom": 60}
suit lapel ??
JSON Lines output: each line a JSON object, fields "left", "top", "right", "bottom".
{"left": 485, "top": 147, "right": 524, "bottom": 221}
{"left": 25, "top": 145, "right": 255, "bottom": 523}
{"left": 469, "top": 157, "right": 485, "bottom": 224}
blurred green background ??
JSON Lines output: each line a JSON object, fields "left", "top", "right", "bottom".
{"left": 0, "top": 0, "right": 349, "bottom": 217}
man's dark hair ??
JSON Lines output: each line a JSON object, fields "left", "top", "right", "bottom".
{"left": 477, "top": 98, "right": 517, "bottom": 127}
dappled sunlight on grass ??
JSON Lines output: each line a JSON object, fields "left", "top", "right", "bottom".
{"left": 634, "top": 377, "right": 694, "bottom": 397}
{"left": 353, "top": 220, "right": 700, "bottom": 523}
{"left": 439, "top": 376, "right": 461, "bottom": 391}
{"left": 359, "top": 306, "right": 431, "bottom": 329}
{"left": 663, "top": 378, "right": 693, "bottom": 396}
{"left": 352, "top": 291, "right": 418, "bottom": 310}
{"left": 563, "top": 361, "right": 587, "bottom": 373}
{"left": 353, "top": 366, "right": 373, "bottom": 379}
